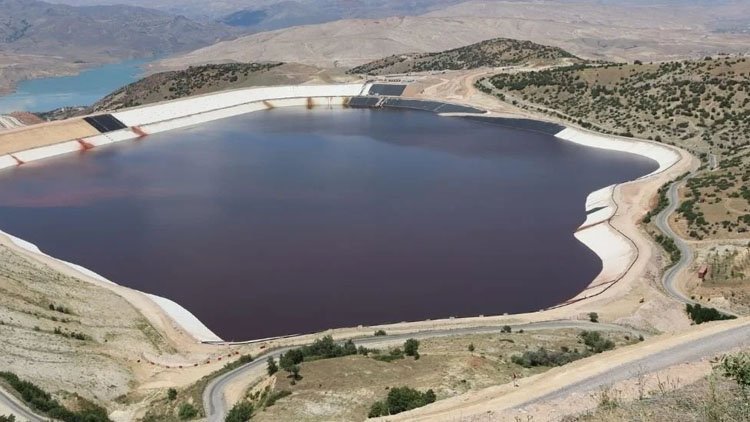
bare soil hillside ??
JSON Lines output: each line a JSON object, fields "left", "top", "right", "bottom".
{"left": 156, "top": 1, "right": 750, "bottom": 70}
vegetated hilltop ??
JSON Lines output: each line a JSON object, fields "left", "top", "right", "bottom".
{"left": 348, "top": 38, "right": 583, "bottom": 75}
{"left": 480, "top": 56, "right": 750, "bottom": 155}
{"left": 38, "top": 62, "right": 349, "bottom": 118}
{"left": 90, "top": 62, "right": 284, "bottom": 112}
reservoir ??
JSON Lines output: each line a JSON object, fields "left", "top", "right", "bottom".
{"left": 0, "top": 59, "right": 148, "bottom": 114}
{"left": 0, "top": 108, "right": 657, "bottom": 340}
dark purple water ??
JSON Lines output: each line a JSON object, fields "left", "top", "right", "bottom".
{"left": 0, "top": 108, "right": 657, "bottom": 340}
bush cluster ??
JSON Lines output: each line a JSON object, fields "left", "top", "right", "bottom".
{"left": 0, "top": 372, "right": 110, "bottom": 422}
{"left": 368, "top": 387, "right": 436, "bottom": 418}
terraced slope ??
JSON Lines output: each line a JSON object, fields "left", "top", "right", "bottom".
{"left": 349, "top": 38, "right": 583, "bottom": 75}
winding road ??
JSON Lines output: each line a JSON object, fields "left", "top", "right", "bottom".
{"left": 202, "top": 320, "right": 636, "bottom": 421}
{"left": 655, "top": 177, "right": 696, "bottom": 305}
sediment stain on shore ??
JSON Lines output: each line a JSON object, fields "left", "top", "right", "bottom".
{"left": 0, "top": 108, "right": 657, "bottom": 340}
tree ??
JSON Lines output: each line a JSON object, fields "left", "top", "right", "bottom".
{"left": 225, "top": 401, "right": 254, "bottom": 422}
{"left": 468, "top": 343, "right": 475, "bottom": 352}
{"left": 178, "top": 403, "right": 198, "bottom": 420}
{"left": 588, "top": 312, "right": 599, "bottom": 323}
{"left": 290, "top": 365, "right": 301, "bottom": 381}
{"left": 501, "top": 325, "right": 512, "bottom": 333}
{"left": 167, "top": 388, "right": 177, "bottom": 401}
{"left": 374, "top": 329, "right": 387, "bottom": 336}
{"left": 266, "top": 357, "right": 278, "bottom": 376}
{"left": 279, "top": 349, "right": 304, "bottom": 371}
{"left": 0, "top": 415, "right": 16, "bottom": 422}
{"left": 404, "top": 339, "right": 420, "bottom": 358}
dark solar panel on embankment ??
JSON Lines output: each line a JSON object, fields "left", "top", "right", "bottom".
{"left": 460, "top": 116, "right": 565, "bottom": 135}
{"left": 84, "top": 114, "right": 128, "bottom": 133}
{"left": 381, "top": 98, "right": 485, "bottom": 114}
{"left": 368, "top": 84, "right": 407, "bottom": 96}
{"left": 348, "top": 97, "right": 382, "bottom": 108}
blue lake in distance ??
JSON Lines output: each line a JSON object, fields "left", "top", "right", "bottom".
{"left": 0, "top": 58, "right": 149, "bottom": 114}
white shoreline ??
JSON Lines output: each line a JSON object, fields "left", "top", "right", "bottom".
{"left": 555, "top": 127, "right": 680, "bottom": 303}
{"left": 0, "top": 83, "right": 682, "bottom": 342}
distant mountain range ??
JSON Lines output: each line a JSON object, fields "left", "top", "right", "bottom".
{"left": 0, "top": 0, "right": 234, "bottom": 59}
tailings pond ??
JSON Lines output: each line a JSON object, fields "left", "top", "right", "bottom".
{"left": 0, "top": 108, "right": 658, "bottom": 340}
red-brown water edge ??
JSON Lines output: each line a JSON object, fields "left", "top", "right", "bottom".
{"left": 0, "top": 108, "right": 657, "bottom": 340}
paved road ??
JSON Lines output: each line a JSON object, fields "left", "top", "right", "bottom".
{"left": 0, "top": 385, "right": 47, "bottom": 422}
{"left": 515, "top": 321, "right": 750, "bottom": 410}
{"left": 654, "top": 174, "right": 737, "bottom": 318}
{"left": 655, "top": 177, "right": 696, "bottom": 305}
{"left": 203, "top": 320, "right": 635, "bottom": 421}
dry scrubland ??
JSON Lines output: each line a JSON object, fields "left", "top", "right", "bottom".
{"left": 569, "top": 367, "right": 749, "bottom": 422}
{"left": 348, "top": 38, "right": 582, "bottom": 76}
{"left": 0, "top": 242, "right": 172, "bottom": 412}
{"left": 481, "top": 57, "right": 750, "bottom": 155}
{"left": 690, "top": 244, "right": 750, "bottom": 315}
{"left": 231, "top": 330, "right": 637, "bottom": 421}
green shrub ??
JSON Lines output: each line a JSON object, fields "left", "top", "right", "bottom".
{"left": 368, "top": 387, "right": 437, "bottom": 417}
{"left": 225, "top": 401, "right": 253, "bottom": 422}
{"left": 178, "top": 403, "right": 198, "bottom": 420}
{"left": 266, "top": 357, "right": 278, "bottom": 376}
{"left": 404, "top": 339, "right": 420, "bottom": 358}
{"left": 167, "top": 388, "right": 177, "bottom": 401}
{"left": 0, "top": 372, "right": 110, "bottom": 422}
{"left": 686, "top": 304, "right": 736, "bottom": 324}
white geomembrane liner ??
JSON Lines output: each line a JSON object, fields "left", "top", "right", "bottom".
{"left": 13, "top": 141, "right": 81, "bottom": 163}
{"left": 0, "top": 228, "right": 222, "bottom": 342}
{"left": 555, "top": 127, "right": 679, "bottom": 176}
{"left": 0, "top": 155, "right": 16, "bottom": 170}
{"left": 579, "top": 184, "right": 617, "bottom": 228}
{"left": 112, "top": 84, "right": 365, "bottom": 127}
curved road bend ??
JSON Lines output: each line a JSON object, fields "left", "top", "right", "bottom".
{"left": 655, "top": 177, "right": 696, "bottom": 305}
{"left": 514, "top": 321, "right": 750, "bottom": 412}
{"left": 203, "top": 320, "right": 638, "bottom": 421}
{"left": 0, "top": 385, "right": 48, "bottom": 422}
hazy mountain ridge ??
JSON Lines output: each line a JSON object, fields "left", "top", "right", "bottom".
{"left": 0, "top": 0, "right": 234, "bottom": 58}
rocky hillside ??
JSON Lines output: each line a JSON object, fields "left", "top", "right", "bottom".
{"left": 0, "top": 0, "right": 233, "bottom": 58}
{"left": 348, "top": 38, "right": 583, "bottom": 75}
